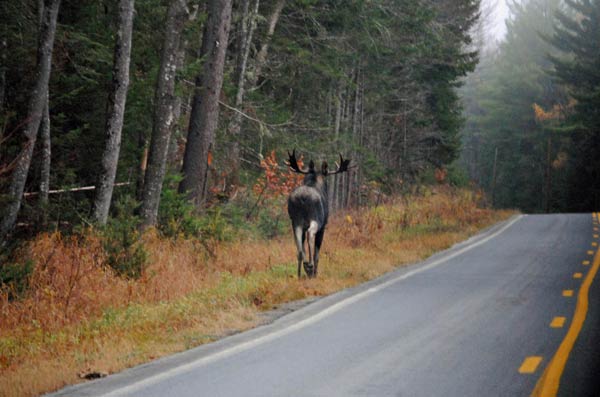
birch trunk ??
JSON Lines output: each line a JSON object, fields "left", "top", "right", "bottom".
{"left": 179, "top": 0, "right": 232, "bottom": 207}
{"left": 0, "top": 0, "right": 60, "bottom": 242}
{"left": 39, "top": 93, "right": 51, "bottom": 223}
{"left": 227, "top": 0, "right": 259, "bottom": 187}
{"left": 37, "top": 0, "right": 51, "bottom": 224}
{"left": 0, "top": 28, "right": 6, "bottom": 114}
{"left": 140, "top": 0, "right": 190, "bottom": 229}
{"left": 93, "top": 0, "right": 135, "bottom": 225}
{"left": 247, "top": 0, "right": 285, "bottom": 89}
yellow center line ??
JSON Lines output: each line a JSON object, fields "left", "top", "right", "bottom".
{"left": 573, "top": 272, "right": 583, "bottom": 279}
{"left": 594, "top": 234, "right": 599, "bottom": 238}
{"left": 583, "top": 260, "right": 590, "bottom": 266}
{"left": 562, "top": 290, "right": 573, "bottom": 297}
{"left": 593, "top": 242, "right": 598, "bottom": 247}
{"left": 587, "top": 250, "right": 594, "bottom": 255}
{"left": 531, "top": 213, "right": 600, "bottom": 397}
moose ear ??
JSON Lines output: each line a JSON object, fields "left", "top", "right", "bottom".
{"left": 321, "top": 161, "right": 328, "bottom": 176}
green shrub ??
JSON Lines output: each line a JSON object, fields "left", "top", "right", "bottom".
{"left": 447, "top": 163, "right": 470, "bottom": 187}
{"left": 198, "top": 207, "right": 233, "bottom": 242}
{"left": 157, "top": 175, "right": 203, "bottom": 238}
{"left": 102, "top": 196, "right": 147, "bottom": 279}
{"left": 256, "top": 206, "right": 287, "bottom": 239}
{"left": 0, "top": 258, "right": 34, "bottom": 300}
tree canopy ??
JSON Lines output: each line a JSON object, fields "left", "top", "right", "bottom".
{"left": 0, "top": 0, "right": 481, "bottom": 241}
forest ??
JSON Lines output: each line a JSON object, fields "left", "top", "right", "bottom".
{"left": 0, "top": 0, "right": 479, "bottom": 245}
{"left": 459, "top": 0, "right": 600, "bottom": 213}
{"left": 0, "top": 0, "right": 599, "bottom": 394}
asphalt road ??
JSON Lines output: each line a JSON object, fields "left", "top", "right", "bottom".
{"left": 51, "top": 214, "right": 600, "bottom": 397}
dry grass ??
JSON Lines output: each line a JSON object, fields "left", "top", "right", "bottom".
{"left": 0, "top": 186, "right": 515, "bottom": 396}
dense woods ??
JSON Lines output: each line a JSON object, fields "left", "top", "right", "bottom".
{"left": 0, "top": 0, "right": 480, "bottom": 245}
{"left": 6, "top": 1, "right": 600, "bottom": 393}
{"left": 459, "top": 0, "right": 600, "bottom": 212}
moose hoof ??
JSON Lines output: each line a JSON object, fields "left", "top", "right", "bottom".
{"left": 303, "top": 262, "right": 315, "bottom": 277}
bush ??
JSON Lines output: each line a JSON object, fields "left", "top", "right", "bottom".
{"left": 102, "top": 196, "right": 148, "bottom": 278}
{"left": 0, "top": 257, "right": 34, "bottom": 300}
{"left": 157, "top": 175, "right": 203, "bottom": 238}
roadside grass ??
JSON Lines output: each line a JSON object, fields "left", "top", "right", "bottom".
{"left": 0, "top": 187, "right": 515, "bottom": 396}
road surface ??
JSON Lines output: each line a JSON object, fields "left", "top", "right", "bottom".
{"left": 51, "top": 214, "right": 600, "bottom": 397}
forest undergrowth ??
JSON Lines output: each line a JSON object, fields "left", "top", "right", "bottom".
{"left": 0, "top": 186, "right": 514, "bottom": 397}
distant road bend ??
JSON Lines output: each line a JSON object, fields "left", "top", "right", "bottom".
{"left": 51, "top": 214, "right": 600, "bottom": 397}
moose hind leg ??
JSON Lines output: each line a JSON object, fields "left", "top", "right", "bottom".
{"left": 313, "top": 228, "right": 325, "bottom": 277}
{"left": 304, "top": 221, "right": 318, "bottom": 278}
{"left": 293, "top": 226, "right": 304, "bottom": 278}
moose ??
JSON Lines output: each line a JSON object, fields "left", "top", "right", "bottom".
{"left": 286, "top": 150, "right": 351, "bottom": 278}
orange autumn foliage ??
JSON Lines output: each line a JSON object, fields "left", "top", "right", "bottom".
{"left": 253, "top": 151, "right": 304, "bottom": 200}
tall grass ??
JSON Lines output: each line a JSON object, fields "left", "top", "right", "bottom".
{"left": 0, "top": 186, "right": 513, "bottom": 396}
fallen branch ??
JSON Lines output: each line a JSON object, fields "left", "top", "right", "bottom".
{"left": 23, "top": 182, "right": 131, "bottom": 197}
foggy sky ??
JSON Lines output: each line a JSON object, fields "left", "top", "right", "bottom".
{"left": 491, "top": 0, "right": 510, "bottom": 39}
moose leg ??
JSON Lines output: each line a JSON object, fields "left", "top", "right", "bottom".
{"left": 305, "top": 221, "right": 319, "bottom": 278}
{"left": 313, "top": 228, "right": 325, "bottom": 277}
{"left": 293, "top": 226, "right": 305, "bottom": 278}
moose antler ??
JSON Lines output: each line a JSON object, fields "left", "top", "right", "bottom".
{"left": 286, "top": 149, "right": 310, "bottom": 174}
{"left": 329, "top": 154, "right": 352, "bottom": 175}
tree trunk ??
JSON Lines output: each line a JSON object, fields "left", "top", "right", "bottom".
{"left": 0, "top": 0, "right": 60, "bottom": 242}
{"left": 93, "top": 0, "right": 135, "bottom": 225}
{"left": 139, "top": 0, "right": 190, "bottom": 229}
{"left": 227, "top": 0, "right": 260, "bottom": 188}
{"left": 350, "top": 64, "right": 361, "bottom": 207}
{"left": 247, "top": 0, "right": 285, "bottom": 89}
{"left": 39, "top": 93, "right": 51, "bottom": 224}
{"left": 37, "top": 0, "right": 51, "bottom": 225}
{"left": 179, "top": 0, "right": 232, "bottom": 207}
{"left": 0, "top": 27, "right": 6, "bottom": 114}
{"left": 167, "top": 14, "right": 196, "bottom": 169}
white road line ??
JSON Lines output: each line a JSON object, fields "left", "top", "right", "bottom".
{"left": 100, "top": 215, "right": 523, "bottom": 397}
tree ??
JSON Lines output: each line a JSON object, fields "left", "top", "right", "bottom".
{"left": 37, "top": 0, "right": 52, "bottom": 225}
{"left": 93, "top": 0, "right": 135, "bottom": 225}
{"left": 548, "top": 0, "right": 600, "bottom": 210}
{"left": 179, "top": 0, "right": 233, "bottom": 207}
{"left": 225, "top": 0, "right": 260, "bottom": 188}
{"left": 139, "top": 0, "right": 192, "bottom": 229}
{"left": 0, "top": 0, "right": 61, "bottom": 243}
{"left": 459, "top": 0, "right": 565, "bottom": 212}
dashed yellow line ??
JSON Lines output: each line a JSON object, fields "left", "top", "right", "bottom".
{"left": 520, "top": 356, "right": 543, "bottom": 374}
{"left": 583, "top": 260, "right": 590, "bottom": 266}
{"left": 573, "top": 272, "right": 583, "bottom": 279}
{"left": 531, "top": 213, "right": 600, "bottom": 397}
{"left": 562, "top": 290, "right": 573, "bottom": 297}
{"left": 587, "top": 250, "right": 594, "bottom": 255}
{"left": 550, "top": 317, "right": 566, "bottom": 328}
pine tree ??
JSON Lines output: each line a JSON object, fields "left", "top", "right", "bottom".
{"left": 549, "top": 0, "right": 600, "bottom": 210}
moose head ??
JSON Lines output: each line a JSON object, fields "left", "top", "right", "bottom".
{"left": 286, "top": 149, "right": 351, "bottom": 278}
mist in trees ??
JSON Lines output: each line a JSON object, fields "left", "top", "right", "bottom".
{"left": 1, "top": 0, "right": 482, "bottom": 243}
{"left": 459, "top": 0, "right": 599, "bottom": 213}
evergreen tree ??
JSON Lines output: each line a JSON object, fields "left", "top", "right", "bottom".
{"left": 459, "top": 0, "right": 566, "bottom": 212}
{"left": 549, "top": 0, "right": 600, "bottom": 210}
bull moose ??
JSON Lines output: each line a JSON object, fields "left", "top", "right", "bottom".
{"left": 286, "top": 150, "right": 351, "bottom": 278}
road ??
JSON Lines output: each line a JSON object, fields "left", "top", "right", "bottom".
{"left": 51, "top": 214, "right": 600, "bottom": 397}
